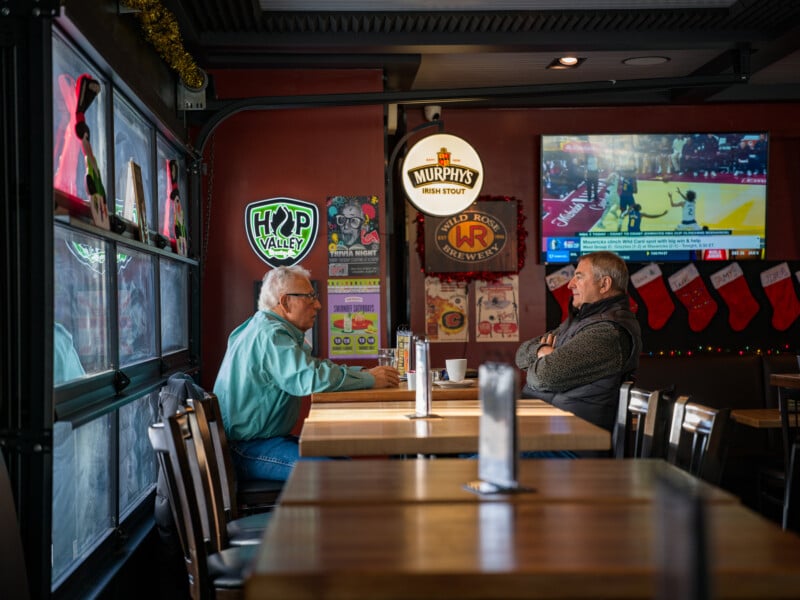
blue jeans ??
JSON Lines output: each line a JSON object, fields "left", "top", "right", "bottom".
{"left": 230, "top": 435, "right": 331, "bottom": 482}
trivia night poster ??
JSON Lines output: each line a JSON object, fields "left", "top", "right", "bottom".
{"left": 326, "top": 195, "right": 381, "bottom": 277}
{"left": 327, "top": 278, "right": 381, "bottom": 359}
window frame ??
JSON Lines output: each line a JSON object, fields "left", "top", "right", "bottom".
{"left": 49, "top": 25, "right": 200, "bottom": 595}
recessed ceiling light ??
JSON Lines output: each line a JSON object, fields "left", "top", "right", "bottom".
{"left": 622, "top": 56, "right": 670, "bottom": 66}
{"left": 547, "top": 56, "right": 586, "bottom": 70}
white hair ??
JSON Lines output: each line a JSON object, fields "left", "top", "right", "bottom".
{"left": 257, "top": 265, "right": 312, "bottom": 311}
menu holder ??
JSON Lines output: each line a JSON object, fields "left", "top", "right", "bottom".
{"left": 396, "top": 326, "right": 412, "bottom": 377}
{"left": 464, "top": 363, "right": 533, "bottom": 495}
{"left": 654, "top": 469, "right": 711, "bottom": 600}
{"left": 406, "top": 336, "right": 440, "bottom": 419}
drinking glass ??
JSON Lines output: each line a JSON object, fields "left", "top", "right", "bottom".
{"left": 378, "top": 348, "right": 397, "bottom": 367}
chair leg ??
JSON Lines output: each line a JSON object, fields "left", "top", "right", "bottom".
{"left": 783, "top": 443, "right": 800, "bottom": 532}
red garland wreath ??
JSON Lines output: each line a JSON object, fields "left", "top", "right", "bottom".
{"left": 415, "top": 195, "right": 527, "bottom": 284}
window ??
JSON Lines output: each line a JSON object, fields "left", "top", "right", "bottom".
{"left": 114, "top": 92, "right": 154, "bottom": 230}
{"left": 161, "top": 259, "right": 190, "bottom": 354}
{"left": 50, "top": 28, "right": 197, "bottom": 593}
{"left": 53, "top": 225, "right": 111, "bottom": 381}
{"left": 52, "top": 35, "right": 108, "bottom": 204}
{"left": 118, "top": 247, "right": 157, "bottom": 367}
{"left": 156, "top": 134, "right": 188, "bottom": 243}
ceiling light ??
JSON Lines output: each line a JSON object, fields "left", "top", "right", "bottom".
{"left": 622, "top": 56, "right": 670, "bottom": 66}
{"left": 547, "top": 56, "right": 586, "bottom": 70}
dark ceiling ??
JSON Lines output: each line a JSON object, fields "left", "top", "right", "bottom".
{"left": 163, "top": 0, "right": 800, "bottom": 110}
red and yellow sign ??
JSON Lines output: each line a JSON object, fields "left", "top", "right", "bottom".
{"left": 424, "top": 200, "right": 517, "bottom": 274}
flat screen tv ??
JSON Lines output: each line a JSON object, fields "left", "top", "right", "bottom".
{"left": 540, "top": 132, "right": 768, "bottom": 264}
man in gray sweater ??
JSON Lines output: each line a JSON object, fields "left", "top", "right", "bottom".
{"left": 515, "top": 251, "right": 641, "bottom": 431}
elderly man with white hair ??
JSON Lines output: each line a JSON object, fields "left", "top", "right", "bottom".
{"left": 214, "top": 265, "right": 398, "bottom": 481}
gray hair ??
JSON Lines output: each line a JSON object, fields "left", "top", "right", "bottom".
{"left": 581, "top": 251, "right": 629, "bottom": 293}
{"left": 258, "top": 265, "right": 312, "bottom": 311}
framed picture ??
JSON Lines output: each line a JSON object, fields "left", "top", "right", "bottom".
{"left": 254, "top": 279, "right": 319, "bottom": 356}
{"left": 127, "top": 160, "right": 149, "bottom": 244}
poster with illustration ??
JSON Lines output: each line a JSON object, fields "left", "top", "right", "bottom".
{"left": 423, "top": 277, "right": 468, "bottom": 342}
{"left": 328, "top": 278, "right": 381, "bottom": 358}
{"left": 327, "top": 195, "right": 381, "bottom": 277}
{"left": 475, "top": 276, "right": 520, "bottom": 342}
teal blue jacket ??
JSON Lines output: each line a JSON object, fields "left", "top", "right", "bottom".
{"left": 213, "top": 311, "right": 375, "bottom": 441}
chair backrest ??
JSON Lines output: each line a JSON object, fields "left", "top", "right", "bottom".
{"left": 613, "top": 381, "right": 673, "bottom": 459}
{"left": 149, "top": 412, "right": 222, "bottom": 600}
{"left": 196, "top": 393, "right": 283, "bottom": 515}
{"left": 779, "top": 394, "right": 800, "bottom": 472}
{"left": 193, "top": 394, "right": 241, "bottom": 521}
{"left": 779, "top": 394, "right": 800, "bottom": 531}
{"left": 667, "top": 396, "right": 730, "bottom": 484}
{"left": 0, "top": 451, "right": 30, "bottom": 600}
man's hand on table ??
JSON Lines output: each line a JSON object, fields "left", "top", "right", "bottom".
{"left": 368, "top": 366, "right": 400, "bottom": 388}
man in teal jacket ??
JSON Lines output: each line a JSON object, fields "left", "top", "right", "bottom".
{"left": 214, "top": 265, "right": 399, "bottom": 481}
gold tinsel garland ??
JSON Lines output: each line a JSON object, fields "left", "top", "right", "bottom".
{"left": 121, "top": 0, "right": 204, "bottom": 89}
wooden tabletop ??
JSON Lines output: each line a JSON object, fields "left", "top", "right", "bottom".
{"left": 299, "top": 402, "right": 610, "bottom": 456}
{"left": 311, "top": 380, "right": 479, "bottom": 403}
{"left": 247, "top": 501, "right": 800, "bottom": 599}
{"left": 731, "top": 408, "right": 782, "bottom": 429}
{"left": 770, "top": 372, "right": 800, "bottom": 389}
{"left": 280, "top": 458, "right": 738, "bottom": 506}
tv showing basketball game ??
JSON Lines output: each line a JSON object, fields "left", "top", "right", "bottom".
{"left": 540, "top": 132, "right": 768, "bottom": 264}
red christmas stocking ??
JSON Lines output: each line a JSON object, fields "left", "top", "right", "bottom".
{"left": 546, "top": 265, "right": 575, "bottom": 322}
{"left": 630, "top": 263, "right": 674, "bottom": 330}
{"left": 760, "top": 262, "right": 800, "bottom": 331}
{"left": 668, "top": 263, "right": 717, "bottom": 332}
{"left": 710, "top": 262, "right": 758, "bottom": 331}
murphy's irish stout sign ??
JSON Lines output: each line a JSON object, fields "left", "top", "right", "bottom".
{"left": 402, "top": 133, "right": 483, "bottom": 216}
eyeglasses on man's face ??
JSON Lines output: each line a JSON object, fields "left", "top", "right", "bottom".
{"left": 285, "top": 291, "right": 319, "bottom": 301}
{"left": 336, "top": 215, "right": 364, "bottom": 229}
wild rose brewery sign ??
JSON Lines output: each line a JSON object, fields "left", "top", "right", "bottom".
{"left": 402, "top": 133, "right": 484, "bottom": 216}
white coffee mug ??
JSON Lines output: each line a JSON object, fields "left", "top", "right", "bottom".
{"left": 445, "top": 358, "right": 467, "bottom": 382}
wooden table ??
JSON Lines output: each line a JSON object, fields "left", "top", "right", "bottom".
{"left": 731, "top": 408, "right": 782, "bottom": 429}
{"left": 299, "top": 401, "right": 610, "bottom": 456}
{"left": 311, "top": 380, "right": 479, "bottom": 403}
{"left": 731, "top": 374, "right": 800, "bottom": 428}
{"left": 247, "top": 500, "right": 800, "bottom": 599}
{"left": 280, "top": 458, "right": 738, "bottom": 506}
{"left": 770, "top": 372, "right": 800, "bottom": 389}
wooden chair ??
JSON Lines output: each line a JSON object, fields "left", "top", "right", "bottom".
{"left": 613, "top": 381, "right": 673, "bottom": 459}
{"left": 189, "top": 398, "right": 272, "bottom": 545}
{"left": 0, "top": 451, "right": 30, "bottom": 600}
{"left": 148, "top": 415, "right": 257, "bottom": 600}
{"left": 779, "top": 393, "right": 800, "bottom": 531}
{"left": 667, "top": 396, "right": 731, "bottom": 485}
{"left": 194, "top": 394, "right": 283, "bottom": 515}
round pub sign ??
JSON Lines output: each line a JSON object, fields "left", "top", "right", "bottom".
{"left": 402, "top": 133, "right": 483, "bottom": 216}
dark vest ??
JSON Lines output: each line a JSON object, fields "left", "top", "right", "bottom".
{"left": 524, "top": 294, "right": 641, "bottom": 431}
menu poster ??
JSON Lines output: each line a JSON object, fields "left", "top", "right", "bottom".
{"left": 423, "top": 277, "right": 468, "bottom": 342}
{"left": 327, "top": 278, "right": 381, "bottom": 359}
{"left": 475, "top": 275, "right": 520, "bottom": 342}
{"left": 326, "top": 195, "right": 381, "bottom": 277}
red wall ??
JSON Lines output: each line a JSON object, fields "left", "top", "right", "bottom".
{"left": 405, "top": 104, "right": 800, "bottom": 367}
{"left": 199, "top": 69, "right": 385, "bottom": 389}
{"left": 199, "top": 68, "right": 800, "bottom": 385}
